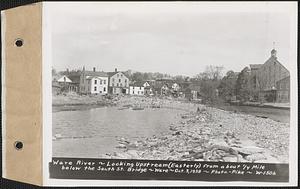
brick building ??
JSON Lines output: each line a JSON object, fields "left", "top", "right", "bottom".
{"left": 276, "top": 76, "right": 290, "bottom": 103}
{"left": 255, "top": 49, "right": 290, "bottom": 102}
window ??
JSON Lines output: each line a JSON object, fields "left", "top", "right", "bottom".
{"left": 117, "top": 83, "right": 119, "bottom": 87}
{"left": 141, "top": 91, "right": 143, "bottom": 94}
{"left": 94, "top": 86, "right": 97, "bottom": 91}
{"left": 133, "top": 90, "right": 134, "bottom": 94}
{"left": 117, "top": 74, "right": 119, "bottom": 77}
{"left": 94, "top": 80, "right": 97, "bottom": 84}
{"left": 121, "top": 74, "right": 123, "bottom": 77}
{"left": 112, "top": 78, "right": 115, "bottom": 82}
{"left": 140, "top": 86, "right": 142, "bottom": 90}
{"left": 120, "top": 83, "right": 122, "bottom": 87}
{"left": 104, "top": 87, "right": 106, "bottom": 92}
{"left": 104, "top": 80, "right": 106, "bottom": 84}
{"left": 125, "top": 79, "right": 127, "bottom": 83}
{"left": 100, "top": 91, "right": 102, "bottom": 93}
{"left": 100, "top": 80, "right": 102, "bottom": 85}
{"left": 119, "top": 79, "right": 121, "bottom": 83}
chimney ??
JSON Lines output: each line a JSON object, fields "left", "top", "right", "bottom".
{"left": 115, "top": 68, "right": 117, "bottom": 72}
{"left": 93, "top": 67, "right": 96, "bottom": 72}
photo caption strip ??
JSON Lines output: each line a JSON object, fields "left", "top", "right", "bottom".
{"left": 49, "top": 158, "right": 288, "bottom": 182}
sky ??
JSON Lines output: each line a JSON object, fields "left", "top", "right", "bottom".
{"left": 45, "top": 2, "right": 296, "bottom": 77}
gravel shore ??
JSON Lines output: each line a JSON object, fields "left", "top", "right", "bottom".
{"left": 103, "top": 96, "right": 290, "bottom": 163}
{"left": 52, "top": 94, "right": 290, "bottom": 163}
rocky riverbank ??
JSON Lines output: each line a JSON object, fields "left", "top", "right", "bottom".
{"left": 52, "top": 94, "right": 290, "bottom": 163}
{"left": 52, "top": 93, "right": 120, "bottom": 112}
{"left": 101, "top": 97, "right": 290, "bottom": 163}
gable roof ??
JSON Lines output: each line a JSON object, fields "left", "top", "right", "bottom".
{"left": 249, "top": 64, "right": 263, "bottom": 70}
{"left": 107, "top": 71, "right": 130, "bottom": 78}
{"left": 84, "top": 71, "right": 108, "bottom": 77}
{"left": 57, "top": 75, "right": 72, "bottom": 83}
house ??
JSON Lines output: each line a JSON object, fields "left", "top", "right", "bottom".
{"left": 55, "top": 75, "right": 79, "bottom": 93}
{"left": 67, "top": 72, "right": 81, "bottom": 93}
{"left": 152, "top": 78, "right": 176, "bottom": 96}
{"left": 255, "top": 49, "right": 290, "bottom": 102}
{"left": 161, "top": 84, "right": 170, "bottom": 96}
{"left": 276, "top": 76, "right": 290, "bottom": 103}
{"left": 143, "top": 81, "right": 154, "bottom": 96}
{"left": 170, "top": 82, "right": 181, "bottom": 97}
{"left": 57, "top": 75, "right": 72, "bottom": 83}
{"left": 107, "top": 68, "right": 130, "bottom": 95}
{"left": 129, "top": 81, "right": 145, "bottom": 95}
{"left": 79, "top": 67, "right": 109, "bottom": 95}
{"left": 52, "top": 80, "right": 61, "bottom": 95}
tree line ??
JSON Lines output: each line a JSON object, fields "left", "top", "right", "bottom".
{"left": 52, "top": 65, "right": 253, "bottom": 104}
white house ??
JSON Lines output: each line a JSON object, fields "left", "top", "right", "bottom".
{"left": 79, "top": 67, "right": 109, "bottom": 95}
{"left": 171, "top": 83, "right": 180, "bottom": 92}
{"left": 143, "top": 81, "right": 153, "bottom": 95}
{"left": 57, "top": 75, "right": 72, "bottom": 83}
{"left": 129, "top": 81, "right": 145, "bottom": 95}
{"left": 86, "top": 76, "right": 108, "bottom": 95}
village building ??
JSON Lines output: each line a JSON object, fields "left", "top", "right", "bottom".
{"left": 52, "top": 80, "right": 61, "bottom": 95}
{"left": 143, "top": 81, "right": 153, "bottom": 95}
{"left": 170, "top": 82, "right": 181, "bottom": 97}
{"left": 129, "top": 81, "right": 145, "bottom": 95}
{"left": 276, "top": 76, "right": 290, "bottom": 103}
{"left": 255, "top": 49, "right": 290, "bottom": 102}
{"left": 152, "top": 78, "right": 176, "bottom": 96}
{"left": 249, "top": 64, "right": 263, "bottom": 91}
{"left": 67, "top": 72, "right": 81, "bottom": 93}
{"left": 79, "top": 67, "right": 109, "bottom": 95}
{"left": 52, "top": 75, "right": 78, "bottom": 93}
{"left": 107, "top": 68, "right": 130, "bottom": 95}
{"left": 57, "top": 75, "right": 72, "bottom": 83}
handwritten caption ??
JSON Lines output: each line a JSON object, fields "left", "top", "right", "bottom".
{"left": 52, "top": 159, "right": 278, "bottom": 176}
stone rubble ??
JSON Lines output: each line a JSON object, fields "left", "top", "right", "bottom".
{"left": 101, "top": 99, "right": 289, "bottom": 163}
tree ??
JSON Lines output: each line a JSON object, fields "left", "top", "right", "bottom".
{"left": 218, "top": 70, "right": 238, "bottom": 101}
{"left": 235, "top": 67, "right": 252, "bottom": 102}
{"left": 195, "top": 65, "right": 224, "bottom": 81}
{"left": 195, "top": 65, "right": 224, "bottom": 104}
{"left": 52, "top": 68, "right": 57, "bottom": 76}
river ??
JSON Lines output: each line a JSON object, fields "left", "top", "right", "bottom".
{"left": 52, "top": 107, "right": 184, "bottom": 158}
{"left": 52, "top": 103, "right": 290, "bottom": 158}
{"left": 215, "top": 105, "right": 290, "bottom": 123}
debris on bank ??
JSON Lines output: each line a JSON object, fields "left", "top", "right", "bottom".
{"left": 102, "top": 104, "right": 289, "bottom": 164}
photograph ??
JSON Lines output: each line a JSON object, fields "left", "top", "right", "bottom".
{"left": 49, "top": 2, "right": 292, "bottom": 166}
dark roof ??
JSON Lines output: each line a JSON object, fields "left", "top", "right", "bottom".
{"left": 130, "top": 81, "right": 144, "bottom": 87}
{"left": 68, "top": 74, "right": 80, "bottom": 83}
{"left": 84, "top": 71, "right": 108, "bottom": 77}
{"left": 249, "top": 64, "right": 263, "bottom": 70}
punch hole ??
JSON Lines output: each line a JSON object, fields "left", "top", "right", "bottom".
{"left": 15, "top": 38, "right": 24, "bottom": 47}
{"left": 14, "top": 141, "right": 23, "bottom": 150}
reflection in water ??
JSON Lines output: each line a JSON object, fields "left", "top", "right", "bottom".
{"left": 53, "top": 107, "right": 183, "bottom": 158}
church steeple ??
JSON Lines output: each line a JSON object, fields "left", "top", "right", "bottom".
{"left": 271, "top": 42, "right": 277, "bottom": 58}
{"left": 271, "top": 48, "right": 277, "bottom": 58}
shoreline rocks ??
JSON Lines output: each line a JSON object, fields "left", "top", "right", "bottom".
{"left": 102, "top": 96, "right": 289, "bottom": 163}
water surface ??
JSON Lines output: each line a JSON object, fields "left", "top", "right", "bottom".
{"left": 53, "top": 107, "right": 183, "bottom": 158}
